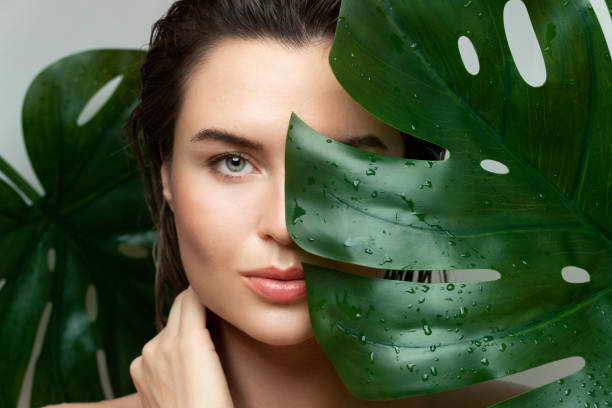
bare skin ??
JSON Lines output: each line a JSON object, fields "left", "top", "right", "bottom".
{"left": 42, "top": 38, "right": 530, "bottom": 408}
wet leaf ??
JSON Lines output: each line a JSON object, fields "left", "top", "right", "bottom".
{"left": 0, "top": 50, "right": 155, "bottom": 405}
{"left": 286, "top": 0, "right": 612, "bottom": 405}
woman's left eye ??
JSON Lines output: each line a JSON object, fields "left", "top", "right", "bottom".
{"left": 207, "top": 152, "right": 255, "bottom": 178}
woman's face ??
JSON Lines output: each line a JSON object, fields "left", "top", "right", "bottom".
{"left": 162, "top": 38, "right": 405, "bottom": 346}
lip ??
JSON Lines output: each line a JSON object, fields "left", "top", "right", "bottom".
{"left": 241, "top": 266, "right": 306, "bottom": 302}
{"left": 242, "top": 266, "right": 305, "bottom": 280}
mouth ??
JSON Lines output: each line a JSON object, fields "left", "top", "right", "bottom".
{"left": 241, "top": 266, "right": 306, "bottom": 302}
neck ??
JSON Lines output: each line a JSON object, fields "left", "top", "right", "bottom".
{"left": 209, "top": 313, "right": 428, "bottom": 408}
{"left": 209, "top": 313, "right": 362, "bottom": 408}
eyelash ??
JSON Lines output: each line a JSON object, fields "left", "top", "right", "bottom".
{"left": 206, "top": 151, "right": 256, "bottom": 179}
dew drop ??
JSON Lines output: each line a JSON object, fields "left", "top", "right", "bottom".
{"left": 379, "top": 255, "right": 393, "bottom": 266}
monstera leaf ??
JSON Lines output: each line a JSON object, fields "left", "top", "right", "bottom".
{"left": 0, "top": 50, "right": 155, "bottom": 406}
{"left": 286, "top": 0, "right": 612, "bottom": 406}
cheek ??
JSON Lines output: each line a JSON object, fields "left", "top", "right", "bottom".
{"left": 170, "top": 171, "right": 264, "bottom": 273}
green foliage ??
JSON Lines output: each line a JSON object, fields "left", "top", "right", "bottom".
{"left": 0, "top": 50, "right": 155, "bottom": 406}
{"left": 285, "top": 0, "right": 612, "bottom": 406}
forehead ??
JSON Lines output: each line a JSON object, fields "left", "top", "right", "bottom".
{"left": 174, "top": 37, "right": 398, "bottom": 143}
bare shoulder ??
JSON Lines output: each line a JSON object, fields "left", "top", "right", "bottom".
{"left": 40, "top": 392, "right": 140, "bottom": 408}
{"left": 373, "top": 380, "right": 532, "bottom": 408}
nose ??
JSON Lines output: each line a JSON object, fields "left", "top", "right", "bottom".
{"left": 257, "top": 171, "right": 293, "bottom": 246}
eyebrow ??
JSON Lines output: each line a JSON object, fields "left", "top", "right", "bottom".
{"left": 190, "top": 128, "right": 388, "bottom": 150}
{"left": 190, "top": 128, "right": 264, "bottom": 150}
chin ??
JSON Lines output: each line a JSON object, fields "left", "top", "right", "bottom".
{"left": 242, "top": 306, "right": 315, "bottom": 346}
{"left": 253, "top": 328, "right": 314, "bottom": 346}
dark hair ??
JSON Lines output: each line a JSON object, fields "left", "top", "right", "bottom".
{"left": 126, "top": 0, "right": 445, "bottom": 332}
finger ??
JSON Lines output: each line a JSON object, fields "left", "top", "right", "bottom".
{"left": 129, "top": 358, "right": 150, "bottom": 408}
{"left": 178, "top": 285, "right": 208, "bottom": 337}
{"left": 129, "top": 356, "right": 142, "bottom": 386}
{"left": 164, "top": 288, "right": 186, "bottom": 336}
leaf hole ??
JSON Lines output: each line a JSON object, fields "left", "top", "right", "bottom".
{"left": 588, "top": 0, "right": 612, "bottom": 61}
{"left": 445, "top": 269, "right": 501, "bottom": 282}
{"left": 17, "top": 302, "right": 53, "bottom": 408}
{"left": 383, "top": 269, "right": 500, "bottom": 283}
{"left": 0, "top": 278, "right": 6, "bottom": 292}
{"left": 117, "top": 243, "right": 148, "bottom": 259}
{"left": 76, "top": 75, "right": 123, "bottom": 126}
{"left": 498, "top": 356, "right": 585, "bottom": 389}
{"left": 47, "top": 248, "right": 56, "bottom": 272}
{"left": 480, "top": 159, "right": 509, "bottom": 174}
{"left": 458, "top": 36, "right": 480, "bottom": 75}
{"left": 503, "top": 0, "right": 547, "bottom": 87}
{"left": 384, "top": 270, "right": 450, "bottom": 283}
{"left": 86, "top": 284, "right": 98, "bottom": 322}
{"left": 561, "top": 265, "right": 590, "bottom": 283}
{"left": 96, "top": 349, "right": 115, "bottom": 399}
{"left": 456, "top": 356, "right": 585, "bottom": 405}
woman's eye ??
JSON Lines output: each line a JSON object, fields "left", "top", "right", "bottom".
{"left": 208, "top": 153, "right": 255, "bottom": 178}
{"left": 225, "top": 156, "right": 246, "bottom": 172}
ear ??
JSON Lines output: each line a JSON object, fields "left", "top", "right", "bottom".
{"left": 160, "top": 161, "right": 174, "bottom": 211}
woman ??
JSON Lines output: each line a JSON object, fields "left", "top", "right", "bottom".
{"left": 46, "top": 1, "right": 529, "bottom": 406}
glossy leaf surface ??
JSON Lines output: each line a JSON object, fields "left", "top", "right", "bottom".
{"left": 285, "top": 0, "right": 612, "bottom": 405}
{"left": 0, "top": 50, "right": 155, "bottom": 406}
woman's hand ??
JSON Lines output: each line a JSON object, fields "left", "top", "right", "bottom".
{"left": 129, "top": 285, "right": 234, "bottom": 408}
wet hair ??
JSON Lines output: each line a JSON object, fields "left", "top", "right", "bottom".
{"left": 125, "top": 0, "right": 445, "bottom": 331}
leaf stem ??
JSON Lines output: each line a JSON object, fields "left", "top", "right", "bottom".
{"left": 0, "top": 154, "right": 42, "bottom": 203}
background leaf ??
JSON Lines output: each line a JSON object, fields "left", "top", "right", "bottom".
{"left": 0, "top": 49, "right": 155, "bottom": 406}
{"left": 285, "top": 0, "right": 612, "bottom": 406}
